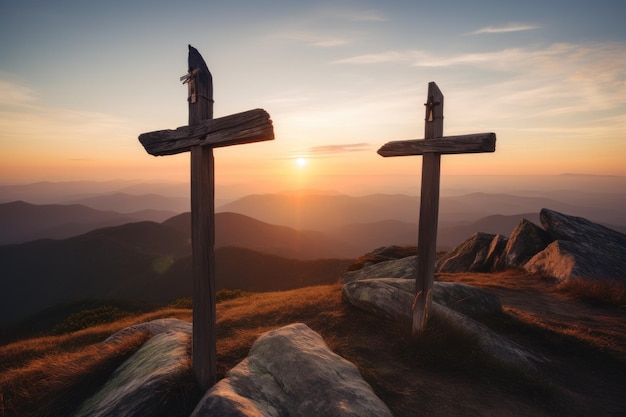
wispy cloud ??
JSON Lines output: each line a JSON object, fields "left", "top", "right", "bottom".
{"left": 468, "top": 23, "right": 539, "bottom": 35}
{"left": 270, "top": 30, "right": 353, "bottom": 47}
{"left": 0, "top": 79, "right": 139, "bottom": 159}
{"left": 277, "top": 143, "right": 370, "bottom": 161}
{"left": 0, "top": 80, "right": 39, "bottom": 106}
{"left": 309, "top": 143, "right": 370, "bottom": 154}
{"left": 338, "top": 9, "right": 386, "bottom": 22}
{"left": 332, "top": 50, "right": 417, "bottom": 64}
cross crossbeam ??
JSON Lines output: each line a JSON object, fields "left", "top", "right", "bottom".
{"left": 139, "top": 108, "right": 273, "bottom": 156}
{"left": 378, "top": 82, "right": 496, "bottom": 335}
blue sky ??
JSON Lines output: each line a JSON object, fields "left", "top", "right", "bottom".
{"left": 1, "top": 0, "right": 624, "bottom": 194}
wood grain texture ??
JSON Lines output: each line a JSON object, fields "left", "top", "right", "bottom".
{"left": 187, "top": 45, "right": 217, "bottom": 391}
{"left": 413, "top": 81, "right": 444, "bottom": 335}
{"left": 139, "top": 108, "right": 274, "bottom": 156}
{"left": 377, "top": 132, "right": 495, "bottom": 157}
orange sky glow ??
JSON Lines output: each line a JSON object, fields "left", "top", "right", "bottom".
{"left": 1, "top": 1, "right": 624, "bottom": 196}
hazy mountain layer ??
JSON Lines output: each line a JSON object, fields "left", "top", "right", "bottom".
{"left": 0, "top": 201, "right": 177, "bottom": 244}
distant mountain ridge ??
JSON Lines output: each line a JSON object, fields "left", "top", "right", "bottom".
{"left": 0, "top": 180, "right": 188, "bottom": 204}
{"left": 218, "top": 191, "right": 625, "bottom": 232}
{"left": 0, "top": 201, "right": 177, "bottom": 245}
{"left": 165, "top": 212, "right": 357, "bottom": 259}
{"left": 67, "top": 192, "right": 189, "bottom": 213}
{"left": 0, "top": 214, "right": 351, "bottom": 327}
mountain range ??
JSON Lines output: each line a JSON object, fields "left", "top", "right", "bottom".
{"left": 2, "top": 182, "right": 625, "bottom": 330}
{"left": 0, "top": 213, "right": 351, "bottom": 328}
{"left": 0, "top": 201, "right": 177, "bottom": 244}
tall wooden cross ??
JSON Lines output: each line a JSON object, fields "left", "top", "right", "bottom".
{"left": 138, "top": 45, "right": 274, "bottom": 391}
{"left": 378, "top": 82, "right": 496, "bottom": 335}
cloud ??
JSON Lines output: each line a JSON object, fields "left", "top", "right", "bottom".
{"left": 332, "top": 50, "right": 417, "bottom": 64}
{"left": 468, "top": 23, "right": 539, "bottom": 35}
{"left": 270, "top": 30, "right": 353, "bottom": 47}
{"left": 0, "top": 80, "right": 39, "bottom": 106}
{"left": 0, "top": 79, "right": 140, "bottom": 159}
{"left": 337, "top": 9, "right": 386, "bottom": 22}
{"left": 308, "top": 143, "right": 370, "bottom": 154}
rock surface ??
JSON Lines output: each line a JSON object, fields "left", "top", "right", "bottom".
{"left": 503, "top": 218, "right": 551, "bottom": 268}
{"left": 76, "top": 319, "right": 392, "bottom": 417}
{"left": 342, "top": 278, "right": 501, "bottom": 321}
{"left": 74, "top": 324, "right": 192, "bottom": 417}
{"left": 342, "top": 255, "right": 416, "bottom": 283}
{"left": 191, "top": 323, "right": 394, "bottom": 417}
{"left": 342, "top": 278, "right": 542, "bottom": 371}
{"left": 434, "top": 208, "right": 626, "bottom": 283}
{"left": 435, "top": 232, "right": 503, "bottom": 273}
{"left": 525, "top": 209, "right": 626, "bottom": 283}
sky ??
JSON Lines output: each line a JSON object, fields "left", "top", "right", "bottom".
{"left": 1, "top": 0, "right": 625, "bottom": 196}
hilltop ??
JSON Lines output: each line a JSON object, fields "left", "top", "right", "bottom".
{"left": 1, "top": 270, "right": 625, "bottom": 416}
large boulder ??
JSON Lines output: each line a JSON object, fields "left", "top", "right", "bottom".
{"left": 435, "top": 208, "right": 626, "bottom": 284}
{"left": 191, "top": 323, "right": 394, "bottom": 417}
{"left": 525, "top": 209, "right": 626, "bottom": 283}
{"left": 342, "top": 278, "right": 501, "bottom": 321}
{"left": 74, "top": 325, "right": 192, "bottom": 417}
{"left": 502, "top": 218, "right": 552, "bottom": 268}
{"left": 435, "top": 233, "right": 506, "bottom": 273}
{"left": 103, "top": 318, "right": 192, "bottom": 345}
{"left": 342, "top": 255, "right": 416, "bottom": 283}
{"left": 342, "top": 278, "right": 542, "bottom": 371}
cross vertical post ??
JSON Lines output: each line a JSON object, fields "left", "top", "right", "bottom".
{"left": 377, "top": 82, "right": 496, "bottom": 335}
{"left": 414, "top": 82, "right": 443, "bottom": 334}
{"left": 138, "top": 45, "right": 274, "bottom": 392}
{"left": 187, "top": 46, "right": 216, "bottom": 391}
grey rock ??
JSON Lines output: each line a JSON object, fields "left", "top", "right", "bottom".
{"left": 104, "top": 318, "right": 192, "bottom": 346}
{"left": 342, "top": 278, "right": 414, "bottom": 325}
{"left": 435, "top": 233, "right": 504, "bottom": 273}
{"left": 540, "top": 208, "right": 626, "bottom": 244}
{"left": 503, "top": 218, "right": 552, "bottom": 268}
{"left": 74, "top": 330, "right": 191, "bottom": 417}
{"left": 342, "top": 278, "right": 542, "bottom": 371}
{"left": 342, "top": 255, "right": 416, "bottom": 283}
{"left": 191, "top": 323, "right": 394, "bottom": 417}
{"left": 434, "top": 281, "right": 502, "bottom": 316}
{"left": 342, "top": 278, "right": 501, "bottom": 321}
{"left": 485, "top": 233, "right": 509, "bottom": 270}
{"left": 429, "top": 302, "right": 543, "bottom": 371}
{"left": 525, "top": 239, "right": 626, "bottom": 283}
{"left": 524, "top": 209, "right": 626, "bottom": 283}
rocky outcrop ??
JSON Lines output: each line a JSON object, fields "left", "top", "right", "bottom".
{"left": 525, "top": 209, "right": 626, "bottom": 283}
{"left": 503, "top": 218, "right": 551, "bottom": 268}
{"left": 191, "top": 323, "right": 394, "bottom": 417}
{"left": 74, "top": 320, "right": 391, "bottom": 417}
{"left": 435, "top": 232, "right": 506, "bottom": 273}
{"left": 435, "top": 209, "right": 626, "bottom": 284}
{"left": 342, "top": 278, "right": 501, "bottom": 321}
{"left": 342, "top": 255, "right": 416, "bottom": 283}
{"left": 74, "top": 321, "right": 193, "bottom": 417}
{"left": 342, "top": 278, "right": 541, "bottom": 371}
{"left": 103, "top": 318, "right": 192, "bottom": 345}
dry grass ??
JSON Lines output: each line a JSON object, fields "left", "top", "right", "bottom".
{"left": 2, "top": 275, "right": 626, "bottom": 417}
{"left": 0, "top": 331, "right": 148, "bottom": 417}
{"left": 557, "top": 277, "right": 626, "bottom": 307}
{"left": 0, "top": 308, "right": 193, "bottom": 417}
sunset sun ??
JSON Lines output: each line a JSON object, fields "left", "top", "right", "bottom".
{"left": 295, "top": 157, "right": 308, "bottom": 168}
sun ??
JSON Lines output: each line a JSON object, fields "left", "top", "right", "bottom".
{"left": 295, "top": 157, "right": 308, "bottom": 167}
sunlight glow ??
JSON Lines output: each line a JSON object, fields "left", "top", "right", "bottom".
{"left": 296, "top": 157, "right": 308, "bottom": 167}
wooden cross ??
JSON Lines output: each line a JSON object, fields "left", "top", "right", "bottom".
{"left": 138, "top": 45, "right": 274, "bottom": 391}
{"left": 377, "top": 82, "right": 496, "bottom": 335}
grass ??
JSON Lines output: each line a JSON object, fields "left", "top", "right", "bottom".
{"left": 1, "top": 331, "right": 149, "bottom": 417}
{"left": 557, "top": 277, "right": 626, "bottom": 308}
{"left": 1, "top": 274, "right": 625, "bottom": 417}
